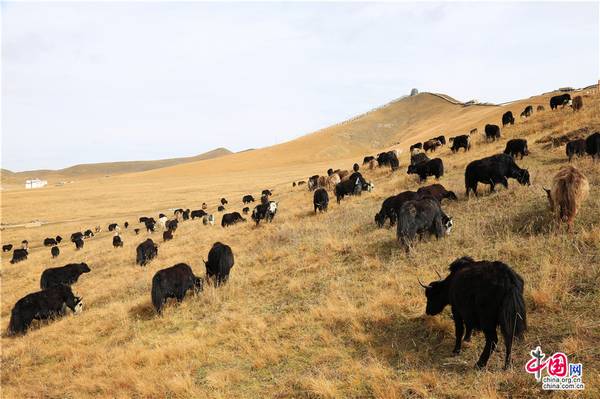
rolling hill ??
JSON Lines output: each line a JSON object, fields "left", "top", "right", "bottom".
{"left": 1, "top": 147, "right": 232, "bottom": 186}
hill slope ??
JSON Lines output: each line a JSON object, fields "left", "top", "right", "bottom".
{"left": 1, "top": 147, "right": 232, "bottom": 185}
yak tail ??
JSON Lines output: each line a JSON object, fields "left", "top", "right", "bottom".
{"left": 499, "top": 284, "right": 527, "bottom": 344}
{"left": 151, "top": 274, "right": 163, "bottom": 314}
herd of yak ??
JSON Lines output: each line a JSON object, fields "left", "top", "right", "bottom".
{"left": 3, "top": 92, "right": 599, "bottom": 371}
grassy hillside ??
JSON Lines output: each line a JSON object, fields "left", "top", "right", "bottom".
{"left": 1, "top": 89, "right": 599, "bottom": 398}
{"left": 0, "top": 147, "right": 232, "bottom": 186}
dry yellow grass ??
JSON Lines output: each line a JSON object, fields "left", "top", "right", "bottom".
{"left": 1, "top": 89, "right": 599, "bottom": 398}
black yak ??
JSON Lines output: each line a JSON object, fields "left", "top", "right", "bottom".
{"left": 204, "top": 242, "right": 234, "bottom": 286}
{"left": 313, "top": 188, "right": 329, "bottom": 213}
{"left": 51, "top": 246, "right": 60, "bottom": 258}
{"left": 112, "top": 234, "right": 123, "bottom": 248}
{"left": 7, "top": 285, "right": 83, "bottom": 335}
{"left": 10, "top": 248, "right": 28, "bottom": 264}
{"left": 40, "top": 263, "right": 91, "bottom": 289}
{"left": 374, "top": 191, "right": 419, "bottom": 228}
{"left": 450, "top": 135, "right": 470, "bottom": 153}
{"left": 503, "top": 139, "right": 529, "bottom": 159}
{"left": 151, "top": 263, "right": 203, "bottom": 314}
{"left": 74, "top": 237, "right": 84, "bottom": 250}
{"left": 465, "top": 154, "right": 530, "bottom": 197}
{"left": 420, "top": 256, "right": 527, "bottom": 369}
{"left": 501, "top": 111, "right": 514, "bottom": 126}
{"left": 43, "top": 237, "right": 57, "bottom": 247}
{"left": 566, "top": 139, "right": 586, "bottom": 162}
{"left": 163, "top": 230, "right": 173, "bottom": 241}
{"left": 221, "top": 212, "right": 246, "bottom": 227}
{"left": 397, "top": 198, "right": 453, "bottom": 250}
{"left": 191, "top": 209, "right": 207, "bottom": 219}
{"left": 3, "top": 244, "right": 13, "bottom": 252}
{"left": 550, "top": 93, "right": 570, "bottom": 110}
{"left": 242, "top": 195, "right": 255, "bottom": 204}
{"left": 484, "top": 124, "right": 501, "bottom": 141}
{"left": 407, "top": 158, "right": 444, "bottom": 182}
{"left": 136, "top": 239, "right": 158, "bottom": 266}
{"left": 586, "top": 132, "right": 600, "bottom": 160}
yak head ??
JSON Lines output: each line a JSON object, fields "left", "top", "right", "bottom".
{"left": 419, "top": 277, "right": 450, "bottom": 316}
{"left": 443, "top": 215, "right": 453, "bottom": 235}
{"left": 79, "top": 263, "right": 91, "bottom": 273}
{"left": 446, "top": 191, "right": 458, "bottom": 201}
{"left": 407, "top": 164, "right": 417, "bottom": 174}
{"left": 374, "top": 212, "right": 384, "bottom": 227}
{"left": 517, "top": 169, "right": 530, "bottom": 186}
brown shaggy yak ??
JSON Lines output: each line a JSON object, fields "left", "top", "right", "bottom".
{"left": 544, "top": 165, "right": 589, "bottom": 231}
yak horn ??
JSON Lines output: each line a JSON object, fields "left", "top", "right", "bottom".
{"left": 417, "top": 277, "right": 429, "bottom": 289}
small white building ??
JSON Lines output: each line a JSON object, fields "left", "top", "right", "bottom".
{"left": 25, "top": 179, "right": 47, "bottom": 189}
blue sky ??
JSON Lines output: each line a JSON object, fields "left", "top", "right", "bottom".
{"left": 2, "top": 2, "right": 598, "bottom": 171}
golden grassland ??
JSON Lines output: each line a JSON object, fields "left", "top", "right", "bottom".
{"left": 1, "top": 91, "right": 599, "bottom": 398}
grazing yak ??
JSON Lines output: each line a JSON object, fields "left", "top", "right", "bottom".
{"left": 367, "top": 159, "right": 378, "bottom": 169}
{"left": 10, "top": 248, "right": 28, "bottom": 264}
{"left": 423, "top": 139, "right": 442, "bottom": 152}
{"left": 432, "top": 135, "right": 446, "bottom": 145}
{"left": 217, "top": 205, "right": 225, "bottom": 212}
{"left": 410, "top": 142, "right": 423, "bottom": 152}
{"left": 571, "top": 95, "right": 583, "bottom": 112}
{"left": 537, "top": 105, "right": 545, "bottom": 112}
{"left": 566, "top": 139, "right": 586, "bottom": 162}
{"left": 191, "top": 209, "right": 207, "bottom": 219}
{"left": 8, "top": 285, "right": 83, "bottom": 336}
{"left": 83, "top": 229, "right": 94, "bottom": 238}
{"left": 484, "top": 124, "right": 501, "bottom": 141}
{"left": 465, "top": 154, "right": 530, "bottom": 197}
{"left": 503, "top": 139, "right": 529, "bottom": 159}
{"left": 55, "top": 235, "right": 63, "bottom": 243}
{"left": 3, "top": 244, "right": 13, "bottom": 252}
{"left": 313, "top": 188, "right": 329, "bottom": 213}
{"left": 396, "top": 197, "right": 453, "bottom": 250}
{"left": 163, "top": 230, "right": 173, "bottom": 242}
{"left": 204, "top": 242, "right": 234, "bottom": 286}
{"left": 145, "top": 219, "right": 156, "bottom": 233}
{"left": 221, "top": 212, "right": 246, "bottom": 227}
{"left": 363, "top": 156, "right": 375, "bottom": 164}
{"left": 181, "top": 209, "right": 190, "bottom": 221}
{"left": 417, "top": 184, "right": 458, "bottom": 203}
{"left": 420, "top": 256, "right": 526, "bottom": 369}
{"left": 520, "top": 105, "right": 533, "bottom": 118}
{"left": 544, "top": 165, "right": 589, "bottom": 231}
{"left": 375, "top": 191, "right": 420, "bottom": 227}
{"left": 108, "top": 223, "right": 119, "bottom": 232}
{"left": 74, "top": 238, "right": 84, "bottom": 250}
{"left": 21, "top": 240, "right": 29, "bottom": 249}
{"left": 151, "top": 263, "right": 203, "bottom": 314}
{"left": 139, "top": 216, "right": 150, "bottom": 224}
{"left": 51, "top": 246, "right": 60, "bottom": 258}
{"left": 124, "top": 222, "right": 129, "bottom": 229}
{"left": 220, "top": 198, "right": 228, "bottom": 205}
{"left": 261, "top": 189, "right": 273, "bottom": 197}
{"left": 166, "top": 219, "right": 178, "bottom": 232}
{"left": 242, "top": 195, "right": 255, "bottom": 204}
{"left": 334, "top": 176, "right": 372, "bottom": 204}
{"left": 136, "top": 239, "right": 158, "bottom": 266}
{"left": 407, "top": 158, "right": 444, "bottom": 182}
{"left": 550, "top": 93, "right": 571, "bottom": 110}
{"left": 40, "top": 263, "right": 91, "bottom": 289}
{"left": 252, "top": 201, "right": 278, "bottom": 225}
{"left": 202, "top": 202, "right": 208, "bottom": 210}
{"left": 586, "top": 132, "right": 600, "bottom": 160}
{"left": 450, "top": 135, "right": 470, "bottom": 153}
{"left": 202, "top": 214, "right": 215, "bottom": 226}
{"left": 410, "top": 152, "right": 430, "bottom": 166}
{"left": 502, "top": 111, "right": 514, "bottom": 126}
{"left": 297, "top": 180, "right": 306, "bottom": 186}
{"left": 242, "top": 207, "right": 250, "bottom": 214}
{"left": 71, "top": 232, "right": 83, "bottom": 242}
{"left": 44, "top": 238, "right": 57, "bottom": 247}
{"left": 113, "top": 234, "right": 123, "bottom": 248}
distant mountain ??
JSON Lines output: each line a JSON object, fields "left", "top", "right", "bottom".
{"left": 1, "top": 147, "right": 232, "bottom": 184}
